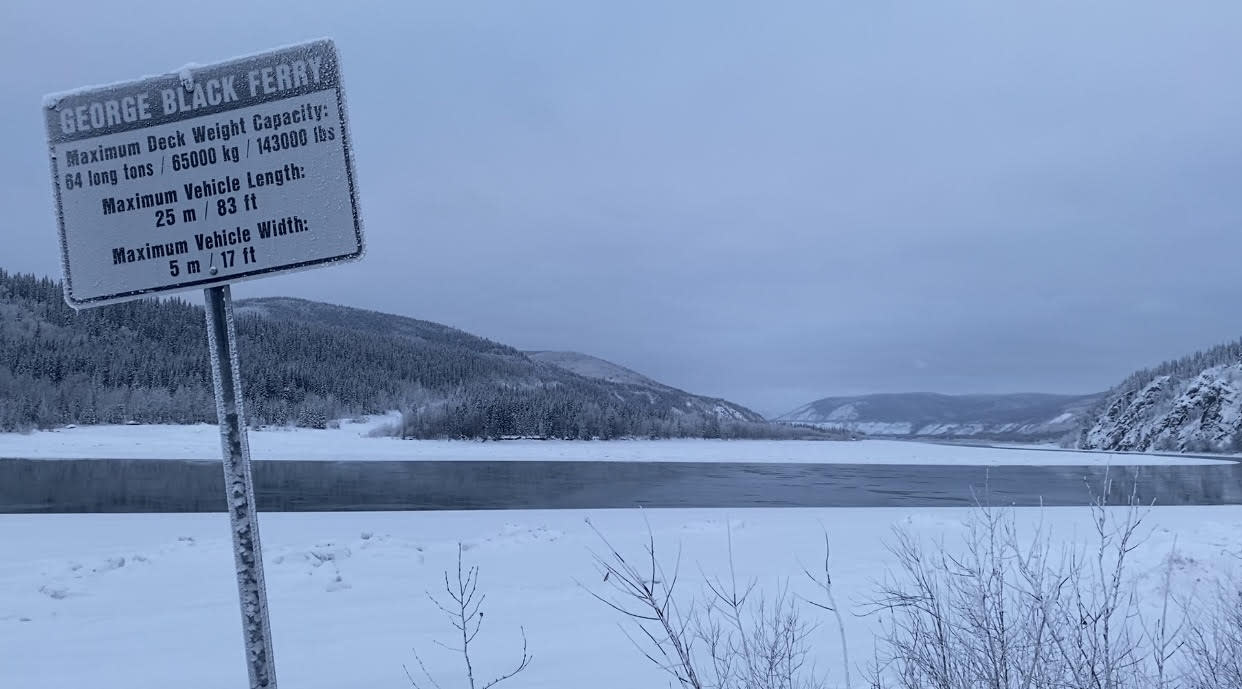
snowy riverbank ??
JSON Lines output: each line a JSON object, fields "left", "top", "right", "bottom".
{"left": 0, "top": 414, "right": 1230, "bottom": 465}
{"left": 3, "top": 505, "right": 1239, "bottom": 688}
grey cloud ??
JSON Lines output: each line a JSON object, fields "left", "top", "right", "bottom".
{"left": 4, "top": 2, "right": 1242, "bottom": 416}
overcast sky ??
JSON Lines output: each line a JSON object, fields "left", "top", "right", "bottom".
{"left": 4, "top": 2, "right": 1242, "bottom": 416}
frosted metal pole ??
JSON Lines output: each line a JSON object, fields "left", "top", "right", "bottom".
{"left": 204, "top": 284, "right": 278, "bottom": 689}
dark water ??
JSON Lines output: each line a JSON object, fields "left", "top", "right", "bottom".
{"left": 1, "top": 458, "right": 1240, "bottom": 513}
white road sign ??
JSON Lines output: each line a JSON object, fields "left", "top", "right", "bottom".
{"left": 44, "top": 39, "right": 364, "bottom": 308}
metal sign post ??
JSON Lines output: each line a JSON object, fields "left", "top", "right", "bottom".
{"left": 43, "top": 39, "right": 365, "bottom": 689}
{"left": 204, "top": 284, "right": 276, "bottom": 688}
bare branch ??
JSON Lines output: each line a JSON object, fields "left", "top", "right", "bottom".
{"left": 409, "top": 543, "right": 531, "bottom": 689}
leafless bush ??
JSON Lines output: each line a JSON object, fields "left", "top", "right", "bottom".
{"left": 697, "top": 525, "right": 824, "bottom": 689}
{"left": 583, "top": 515, "right": 837, "bottom": 689}
{"left": 1181, "top": 574, "right": 1242, "bottom": 688}
{"left": 405, "top": 543, "right": 531, "bottom": 689}
{"left": 864, "top": 478, "right": 1180, "bottom": 689}
{"left": 578, "top": 487, "right": 1242, "bottom": 689}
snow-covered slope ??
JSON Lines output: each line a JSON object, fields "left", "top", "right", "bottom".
{"left": 777, "top": 392, "right": 1103, "bottom": 440}
{"left": 221, "top": 298, "right": 769, "bottom": 426}
{"left": 1076, "top": 336, "right": 1242, "bottom": 453}
{"left": 1080, "top": 363, "right": 1242, "bottom": 452}
{"left": 0, "top": 274, "right": 774, "bottom": 437}
{"left": 526, "top": 350, "right": 764, "bottom": 423}
{"left": 526, "top": 351, "right": 665, "bottom": 388}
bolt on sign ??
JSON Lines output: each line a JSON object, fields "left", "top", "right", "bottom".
{"left": 45, "top": 38, "right": 364, "bottom": 307}
{"left": 43, "top": 39, "right": 365, "bottom": 689}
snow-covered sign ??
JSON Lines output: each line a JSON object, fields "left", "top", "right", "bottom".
{"left": 43, "top": 39, "right": 364, "bottom": 308}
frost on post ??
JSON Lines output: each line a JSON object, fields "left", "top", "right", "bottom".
{"left": 206, "top": 284, "right": 277, "bottom": 689}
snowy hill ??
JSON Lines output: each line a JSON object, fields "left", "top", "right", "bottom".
{"left": 776, "top": 392, "right": 1103, "bottom": 440}
{"left": 235, "top": 297, "right": 517, "bottom": 356}
{"left": 526, "top": 351, "right": 665, "bottom": 388}
{"left": 1078, "top": 338, "right": 1242, "bottom": 452}
{"left": 526, "top": 351, "right": 762, "bottom": 423}
{"left": 230, "top": 298, "right": 772, "bottom": 436}
{"left": 0, "top": 272, "right": 780, "bottom": 438}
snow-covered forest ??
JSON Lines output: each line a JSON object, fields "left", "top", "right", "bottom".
{"left": 1078, "top": 336, "right": 1242, "bottom": 452}
{"left": 0, "top": 270, "right": 834, "bottom": 440}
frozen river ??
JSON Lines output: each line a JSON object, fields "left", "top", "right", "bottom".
{"left": 2, "top": 420, "right": 1236, "bottom": 512}
{"left": 2, "top": 456, "right": 1239, "bottom": 512}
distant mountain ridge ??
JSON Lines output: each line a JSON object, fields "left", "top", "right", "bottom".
{"left": 777, "top": 392, "right": 1103, "bottom": 440}
{"left": 1078, "top": 338, "right": 1242, "bottom": 453}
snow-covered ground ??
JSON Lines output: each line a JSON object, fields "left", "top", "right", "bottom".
{"left": 2, "top": 506, "right": 1238, "bottom": 688}
{"left": 2, "top": 419, "right": 1234, "bottom": 684}
{"left": 0, "top": 414, "right": 1229, "bottom": 465}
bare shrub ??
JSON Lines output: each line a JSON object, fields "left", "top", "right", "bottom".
{"left": 579, "top": 486, "right": 1242, "bottom": 689}
{"left": 405, "top": 543, "right": 531, "bottom": 689}
{"left": 583, "top": 515, "right": 835, "bottom": 689}
{"left": 865, "top": 500, "right": 1067, "bottom": 688}
{"left": 865, "top": 478, "right": 1178, "bottom": 689}
{"left": 1181, "top": 575, "right": 1242, "bottom": 688}
{"left": 697, "top": 526, "right": 823, "bottom": 689}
